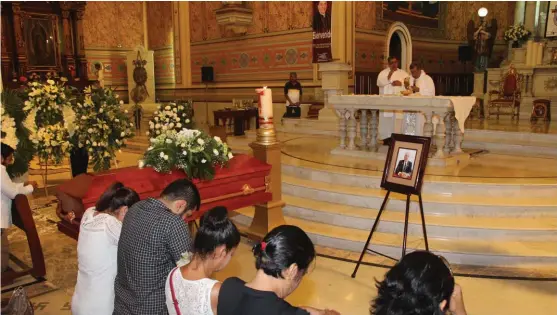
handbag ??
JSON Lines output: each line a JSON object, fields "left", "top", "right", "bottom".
{"left": 169, "top": 267, "right": 182, "bottom": 315}
{"left": 2, "top": 286, "right": 34, "bottom": 315}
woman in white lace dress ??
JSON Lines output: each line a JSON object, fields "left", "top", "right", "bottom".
{"left": 165, "top": 206, "right": 240, "bottom": 315}
{"left": 71, "top": 182, "right": 140, "bottom": 315}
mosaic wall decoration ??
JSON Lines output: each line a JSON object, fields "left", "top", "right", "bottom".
{"left": 83, "top": 1, "right": 144, "bottom": 49}
{"left": 147, "top": 1, "right": 173, "bottom": 49}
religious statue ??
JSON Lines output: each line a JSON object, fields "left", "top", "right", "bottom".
{"left": 94, "top": 63, "right": 104, "bottom": 88}
{"left": 467, "top": 19, "right": 497, "bottom": 72}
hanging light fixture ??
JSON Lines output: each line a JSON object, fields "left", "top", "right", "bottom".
{"left": 477, "top": 7, "right": 488, "bottom": 18}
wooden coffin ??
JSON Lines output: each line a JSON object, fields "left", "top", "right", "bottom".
{"left": 56, "top": 154, "right": 272, "bottom": 240}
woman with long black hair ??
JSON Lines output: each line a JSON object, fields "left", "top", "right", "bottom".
{"left": 71, "top": 182, "right": 140, "bottom": 315}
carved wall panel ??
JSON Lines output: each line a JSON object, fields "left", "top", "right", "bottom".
{"left": 355, "top": 1, "right": 377, "bottom": 30}
{"left": 267, "top": 2, "right": 289, "bottom": 33}
{"left": 189, "top": 2, "right": 204, "bottom": 42}
{"left": 83, "top": 1, "right": 143, "bottom": 49}
{"left": 147, "top": 1, "right": 173, "bottom": 49}
{"left": 246, "top": 2, "right": 266, "bottom": 35}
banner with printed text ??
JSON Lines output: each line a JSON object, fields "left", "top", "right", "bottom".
{"left": 312, "top": 1, "right": 333, "bottom": 63}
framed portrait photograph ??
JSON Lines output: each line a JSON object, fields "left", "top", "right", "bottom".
{"left": 381, "top": 134, "right": 431, "bottom": 195}
{"left": 546, "top": 2, "right": 557, "bottom": 38}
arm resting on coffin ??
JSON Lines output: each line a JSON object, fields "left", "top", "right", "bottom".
{"left": 165, "top": 216, "right": 194, "bottom": 264}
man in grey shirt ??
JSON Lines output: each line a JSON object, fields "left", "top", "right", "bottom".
{"left": 114, "top": 179, "right": 200, "bottom": 315}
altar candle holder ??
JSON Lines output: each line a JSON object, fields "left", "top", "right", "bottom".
{"left": 255, "top": 87, "right": 278, "bottom": 145}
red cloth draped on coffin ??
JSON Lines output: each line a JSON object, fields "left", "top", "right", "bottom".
{"left": 56, "top": 154, "right": 271, "bottom": 240}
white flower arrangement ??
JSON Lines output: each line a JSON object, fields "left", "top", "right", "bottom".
{"left": 143, "top": 128, "right": 233, "bottom": 179}
{"left": 23, "top": 79, "right": 72, "bottom": 127}
{"left": 147, "top": 101, "right": 194, "bottom": 138}
{"left": 503, "top": 24, "right": 530, "bottom": 42}
{"left": 1, "top": 105, "right": 18, "bottom": 149}
{"left": 31, "top": 124, "right": 71, "bottom": 165}
{"left": 71, "top": 87, "right": 135, "bottom": 171}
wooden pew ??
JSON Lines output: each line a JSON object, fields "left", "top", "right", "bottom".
{"left": 1, "top": 195, "right": 46, "bottom": 286}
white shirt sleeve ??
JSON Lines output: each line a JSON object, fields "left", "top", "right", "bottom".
{"left": 1, "top": 166, "right": 33, "bottom": 199}
{"left": 420, "top": 75, "right": 436, "bottom": 96}
{"left": 376, "top": 69, "right": 391, "bottom": 88}
{"left": 105, "top": 216, "right": 123, "bottom": 246}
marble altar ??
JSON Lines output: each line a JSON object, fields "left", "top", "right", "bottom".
{"left": 328, "top": 94, "right": 476, "bottom": 166}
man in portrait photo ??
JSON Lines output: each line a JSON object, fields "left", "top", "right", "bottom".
{"left": 394, "top": 152, "right": 414, "bottom": 179}
{"left": 313, "top": 1, "right": 331, "bottom": 33}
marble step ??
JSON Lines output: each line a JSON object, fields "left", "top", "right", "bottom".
{"left": 281, "top": 157, "right": 557, "bottom": 197}
{"left": 282, "top": 175, "right": 557, "bottom": 218}
{"left": 464, "top": 129, "right": 556, "bottom": 144}
{"left": 231, "top": 208, "right": 557, "bottom": 267}
{"left": 463, "top": 138, "right": 557, "bottom": 157}
{"left": 282, "top": 195, "right": 557, "bottom": 241}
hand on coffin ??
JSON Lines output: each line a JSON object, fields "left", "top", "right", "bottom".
{"left": 25, "top": 181, "right": 39, "bottom": 190}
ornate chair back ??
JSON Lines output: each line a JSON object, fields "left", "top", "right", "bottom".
{"left": 501, "top": 66, "right": 521, "bottom": 97}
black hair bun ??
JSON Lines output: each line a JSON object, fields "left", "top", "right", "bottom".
{"left": 200, "top": 206, "right": 228, "bottom": 229}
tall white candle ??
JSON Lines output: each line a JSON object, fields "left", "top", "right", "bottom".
{"left": 526, "top": 40, "right": 534, "bottom": 66}
{"left": 256, "top": 87, "right": 273, "bottom": 122}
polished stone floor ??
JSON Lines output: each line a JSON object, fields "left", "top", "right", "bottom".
{"left": 464, "top": 118, "right": 556, "bottom": 134}
{"left": 3, "top": 130, "right": 556, "bottom": 314}
{"left": 10, "top": 240, "right": 557, "bottom": 315}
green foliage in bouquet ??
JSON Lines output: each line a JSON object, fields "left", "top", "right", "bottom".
{"left": 147, "top": 100, "right": 194, "bottom": 138}
{"left": 143, "top": 129, "right": 233, "bottom": 180}
{"left": 1, "top": 90, "right": 36, "bottom": 177}
{"left": 72, "top": 86, "right": 135, "bottom": 172}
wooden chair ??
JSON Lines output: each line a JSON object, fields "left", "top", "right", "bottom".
{"left": 487, "top": 65, "right": 522, "bottom": 120}
{"left": 1, "top": 195, "right": 46, "bottom": 286}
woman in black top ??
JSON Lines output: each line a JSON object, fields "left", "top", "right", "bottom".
{"left": 217, "top": 225, "right": 340, "bottom": 315}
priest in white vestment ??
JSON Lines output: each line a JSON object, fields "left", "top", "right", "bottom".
{"left": 376, "top": 57, "right": 409, "bottom": 141}
{"left": 409, "top": 63, "right": 435, "bottom": 96}
{"left": 402, "top": 63, "right": 436, "bottom": 136}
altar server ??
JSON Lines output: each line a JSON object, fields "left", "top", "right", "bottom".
{"left": 377, "top": 56, "right": 408, "bottom": 95}
{"left": 409, "top": 63, "right": 436, "bottom": 96}
{"left": 284, "top": 72, "right": 303, "bottom": 118}
{"left": 114, "top": 179, "right": 201, "bottom": 315}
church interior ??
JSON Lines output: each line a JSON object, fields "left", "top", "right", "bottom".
{"left": 1, "top": 1, "right": 556, "bottom": 314}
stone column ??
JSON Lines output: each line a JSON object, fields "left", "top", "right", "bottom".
{"left": 514, "top": 1, "right": 526, "bottom": 25}
{"left": 74, "top": 8, "right": 88, "bottom": 79}
{"left": 60, "top": 4, "right": 76, "bottom": 77}
{"left": 318, "top": 62, "right": 352, "bottom": 122}
{"left": 524, "top": 1, "right": 537, "bottom": 34}
{"left": 11, "top": 3, "right": 27, "bottom": 77}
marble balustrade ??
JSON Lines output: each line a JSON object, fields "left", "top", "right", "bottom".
{"left": 329, "top": 95, "right": 469, "bottom": 158}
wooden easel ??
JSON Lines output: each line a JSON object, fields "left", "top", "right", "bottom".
{"left": 351, "top": 190, "right": 429, "bottom": 278}
{"left": 351, "top": 133, "right": 431, "bottom": 279}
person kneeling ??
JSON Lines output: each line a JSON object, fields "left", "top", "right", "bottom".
{"left": 71, "top": 182, "right": 139, "bottom": 315}
{"left": 217, "top": 225, "right": 340, "bottom": 315}
{"left": 165, "top": 206, "right": 240, "bottom": 315}
{"left": 371, "top": 251, "right": 467, "bottom": 315}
